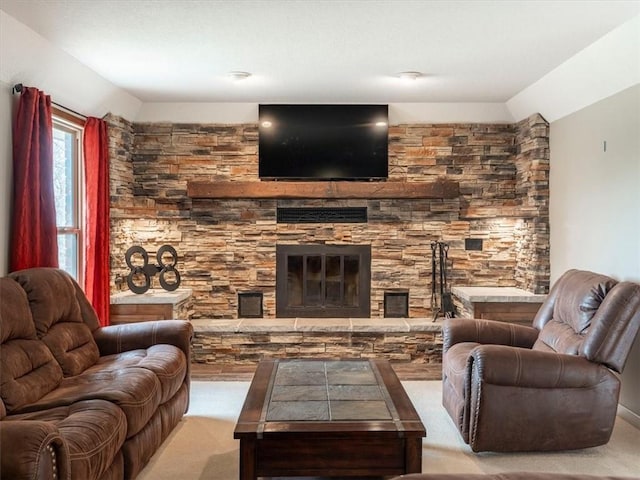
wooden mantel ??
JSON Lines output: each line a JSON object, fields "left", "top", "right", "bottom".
{"left": 187, "top": 179, "right": 459, "bottom": 199}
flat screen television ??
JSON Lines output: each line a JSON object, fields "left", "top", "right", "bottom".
{"left": 258, "top": 104, "right": 388, "bottom": 180}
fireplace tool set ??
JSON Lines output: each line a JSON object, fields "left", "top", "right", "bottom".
{"left": 431, "top": 241, "right": 456, "bottom": 321}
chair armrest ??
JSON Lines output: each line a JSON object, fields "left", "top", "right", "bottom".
{"left": 93, "top": 320, "right": 193, "bottom": 358}
{"left": 443, "top": 318, "right": 539, "bottom": 352}
{"left": 0, "top": 420, "right": 70, "bottom": 480}
{"left": 469, "top": 344, "right": 613, "bottom": 388}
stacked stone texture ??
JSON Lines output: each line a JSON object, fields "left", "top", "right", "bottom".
{"left": 191, "top": 331, "right": 442, "bottom": 365}
{"left": 513, "top": 114, "right": 550, "bottom": 294}
{"left": 107, "top": 116, "right": 549, "bottom": 319}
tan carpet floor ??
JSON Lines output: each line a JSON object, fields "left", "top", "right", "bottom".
{"left": 137, "top": 381, "right": 640, "bottom": 479}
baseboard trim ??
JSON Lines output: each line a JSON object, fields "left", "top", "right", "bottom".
{"left": 617, "top": 404, "right": 640, "bottom": 429}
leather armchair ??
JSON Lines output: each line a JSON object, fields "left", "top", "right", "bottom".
{"left": 442, "top": 269, "right": 640, "bottom": 452}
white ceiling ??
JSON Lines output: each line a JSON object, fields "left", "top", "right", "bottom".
{"left": 1, "top": 0, "right": 639, "bottom": 104}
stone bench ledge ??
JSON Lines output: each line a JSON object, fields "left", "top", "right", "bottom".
{"left": 452, "top": 286, "right": 546, "bottom": 303}
{"left": 111, "top": 288, "right": 193, "bottom": 305}
{"left": 191, "top": 317, "right": 443, "bottom": 334}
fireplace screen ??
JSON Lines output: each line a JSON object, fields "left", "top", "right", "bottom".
{"left": 276, "top": 245, "right": 371, "bottom": 317}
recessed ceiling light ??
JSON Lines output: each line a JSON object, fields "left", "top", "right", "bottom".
{"left": 229, "top": 71, "right": 251, "bottom": 81}
{"left": 397, "top": 71, "right": 422, "bottom": 81}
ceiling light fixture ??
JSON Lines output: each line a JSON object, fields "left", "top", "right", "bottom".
{"left": 397, "top": 71, "right": 422, "bottom": 81}
{"left": 229, "top": 71, "right": 251, "bottom": 81}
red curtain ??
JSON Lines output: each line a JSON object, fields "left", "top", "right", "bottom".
{"left": 84, "top": 117, "right": 110, "bottom": 326}
{"left": 10, "top": 87, "right": 58, "bottom": 271}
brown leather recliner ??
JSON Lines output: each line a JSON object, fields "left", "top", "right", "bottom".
{"left": 442, "top": 269, "right": 640, "bottom": 452}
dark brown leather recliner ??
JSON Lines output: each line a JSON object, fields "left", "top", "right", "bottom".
{"left": 442, "top": 269, "right": 640, "bottom": 452}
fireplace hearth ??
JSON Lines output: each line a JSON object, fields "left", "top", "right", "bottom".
{"left": 276, "top": 244, "right": 371, "bottom": 317}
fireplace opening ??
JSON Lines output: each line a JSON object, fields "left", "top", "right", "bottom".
{"left": 276, "top": 244, "right": 371, "bottom": 318}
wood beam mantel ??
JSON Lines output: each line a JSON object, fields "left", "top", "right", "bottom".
{"left": 187, "top": 180, "right": 459, "bottom": 199}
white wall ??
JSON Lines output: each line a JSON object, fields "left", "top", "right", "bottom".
{"left": 136, "top": 101, "right": 515, "bottom": 124}
{"left": 550, "top": 84, "right": 640, "bottom": 417}
{"left": 0, "top": 11, "right": 141, "bottom": 120}
{"left": 0, "top": 81, "right": 12, "bottom": 275}
{"left": 550, "top": 85, "right": 640, "bottom": 283}
{"left": 507, "top": 15, "right": 640, "bottom": 123}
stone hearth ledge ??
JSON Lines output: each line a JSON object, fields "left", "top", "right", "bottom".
{"left": 191, "top": 317, "right": 444, "bottom": 334}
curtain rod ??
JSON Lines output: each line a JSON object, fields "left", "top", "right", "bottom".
{"left": 12, "top": 83, "right": 88, "bottom": 120}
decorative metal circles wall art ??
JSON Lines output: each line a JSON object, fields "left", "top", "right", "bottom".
{"left": 125, "top": 245, "right": 181, "bottom": 294}
{"left": 156, "top": 245, "right": 181, "bottom": 291}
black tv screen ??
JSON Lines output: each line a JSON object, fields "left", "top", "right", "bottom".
{"left": 258, "top": 104, "right": 388, "bottom": 180}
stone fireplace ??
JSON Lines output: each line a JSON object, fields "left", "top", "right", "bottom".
{"left": 107, "top": 114, "right": 550, "bottom": 320}
{"left": 276, "top": 244, "right": 371, "bottom": 317}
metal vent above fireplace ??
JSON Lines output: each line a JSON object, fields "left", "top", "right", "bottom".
{"left": 277, "top": 207, "right": 367, "bottom": 224}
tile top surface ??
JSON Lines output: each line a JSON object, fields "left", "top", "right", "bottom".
{"left": 110, "top": 288, "right": 192, "bottom": 305}
{"left": 452, "top": 286, "right": 546, "bottom": 303}
{"left": 266, "top": 360, "right": 392, "bottom": 422}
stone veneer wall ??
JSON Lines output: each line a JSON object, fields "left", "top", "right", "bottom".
{"left": 514, "top": 114, "right": 550, "bottom": 293}
{"left": 192, "top": 330, "right": 441, "bottom": 364}
{"left": 107, "top": 114, "right": 550, "bottom": 319}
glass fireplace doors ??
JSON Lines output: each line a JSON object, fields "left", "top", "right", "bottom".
{"left": 276, "top": 244, "right": 371, "bottom": 318}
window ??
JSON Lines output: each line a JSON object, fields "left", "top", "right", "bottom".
{"left": 52, "top": 111, "right": 84, "bottom": 282}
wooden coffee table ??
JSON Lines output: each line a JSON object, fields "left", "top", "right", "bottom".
{"left": 234, "top": 358, "right": 426, "bottom": 479}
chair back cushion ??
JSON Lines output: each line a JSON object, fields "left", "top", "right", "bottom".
{"left": 580, "top": 281, "right": 640, "bottom": 372}
{"left": 533, "top": 270, "right": 617, "bottom": 355}
{"left": 9, "top": 268, "right": 100, "bottom": 376}
{"left": 0, "top": 277, "right": 63, "bottom": 413}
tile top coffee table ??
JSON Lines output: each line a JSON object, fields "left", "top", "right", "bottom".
{"left": 233, "top": 358, "right": 426, "bottom": 479}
